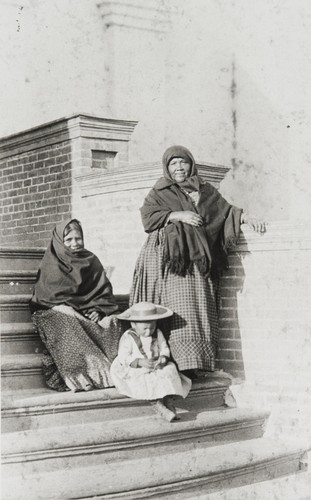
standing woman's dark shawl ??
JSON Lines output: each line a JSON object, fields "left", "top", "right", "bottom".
{"left": 30, "top": 219, "right": 118, "bottom": 316}
{"left": 140, "top": 145, "right": 242, "bottom": 277}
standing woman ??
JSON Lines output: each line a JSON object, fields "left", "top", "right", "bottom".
{"left": 130, "top": 145, "right": 265, "bottom": 378}
{"left": 30, "top": 219, "right": 122, "bottom": 392}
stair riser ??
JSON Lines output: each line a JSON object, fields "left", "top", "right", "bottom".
{"left": 2, "top": 450, "right": 304, "bottom": 500}
{"left": 2, "top": 422, "right": 266, "bottom": 472}
{"left": 1, "top": 338, "right": 44, "bottom": 355}
{"left": 2, "top": 393, "right": 227, "bottom": 433}
{"left": 1, "top": 371, "right": 46, "bottom": 391}
{"left": 0, "top": 282, "right": 35, "bottom": 295}
{"left": 0, "top": 258, "right": 42, "bottom": 271}
{"left": 0, "top": 293, "right": 128, "bottom": 323}
{"left": 0, "top": 308, "right": 32, "bottom": 323}
{"left": 153, "top": 461, "right": 306, "bottom": 500}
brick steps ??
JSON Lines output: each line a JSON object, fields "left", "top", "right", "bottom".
{"left": 2, "top": 437, "right": 306, "bottom": 500}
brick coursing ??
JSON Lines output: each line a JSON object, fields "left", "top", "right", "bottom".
{"left": 0, "top": 142, "right": 72, "bottom": 246}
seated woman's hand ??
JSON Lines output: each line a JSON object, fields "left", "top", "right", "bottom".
{"left": 242, "top": 214, "right": 267, "bottom": 233}
{"left": 52, "top": 304, "right": 78, "bottom": 317}
{"left": 84, "top": 311, "right": 102, "bottom": 322}
{"left": 169, "top": 211, "right": 203, "bottom": 227}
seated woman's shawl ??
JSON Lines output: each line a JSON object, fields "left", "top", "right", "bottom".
{"left": 140, "top": 176, "right": 242, "bottom": 276}
{"left": 30, "top": 220, "right": 118, "bottom": 316}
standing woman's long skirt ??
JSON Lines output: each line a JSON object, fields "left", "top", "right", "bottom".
{"left": 130, "top": 229, "right": 219, "bottom": 372}
{"left": 32, "top": 310, "right": 123, "bottom": 391}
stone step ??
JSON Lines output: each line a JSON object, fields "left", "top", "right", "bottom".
{"left": 0, "top": 247, "right": 44, "bottom": 271}
{"left": 1, "top": 406, "right": 269, "bottom": 465}
{"left": 0, "top": 270, "right": 37, "bottom": 295}
{"left": 192, "top": 470, "right": 311, "bottom": 500}
{"left": 0, "top": 294, "right": 32, "bottom": 323}
{"left": 1, "top": 375, "right": 233, "bottom": 432}
{"left": 0, "top": 293, "right": 129, "bottom": 324}
{"left": 1, "top": 323, "right": 44, "bottom": 355}
{"left": 1, "top": 353, "right": 45, "bottom": 391}
{"left": 2, "top": 437, "right": 307, "bottom": 500}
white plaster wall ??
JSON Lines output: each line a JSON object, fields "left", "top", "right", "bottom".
{"left": 1, "top": 0, "right": 311, "bottom": 221}
{"left": 0, "top": 0, "right": 109, "bottom": 131}
{"left": 229, "top": 224, "right": 311, "bottom": 442}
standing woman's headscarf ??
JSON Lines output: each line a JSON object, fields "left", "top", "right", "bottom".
{"left": 162, "top": 145, "right": 201, "bottom": 192}
{"left": 30, "top": 219, "right": 118, "bottom": 316}
{"left": 140, "top": 145, "right": 242, "bottom": 276}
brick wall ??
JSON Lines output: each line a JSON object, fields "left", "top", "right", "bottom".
{"left": 0, "top": 142, "right": 72, "bottom": 246}
{"left": 0, "top": 115, "right": 137, "bottom": 248}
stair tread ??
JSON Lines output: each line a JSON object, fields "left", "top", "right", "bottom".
{"left": 196, "top": 470, "right": 311, "bottom": 500}
{"left": 3, "top": 437, "right": 306, "bottom": 499}
{"left": 1, "top": 374, "right": 232, "bottom": 410}
{"left": 0, "top": 270, "right": 37, "bottom": 277}
{"left": 1, "top": 406, "right": 269, "bottom": 456}
{"left": 1, "top": 353, "right": 42, "bottom": 370}
{"left": 1, "top": 322, "right": 36, "bottom": 334}
{"left": 0, "top": 293, "right": 31, "bottom": 301}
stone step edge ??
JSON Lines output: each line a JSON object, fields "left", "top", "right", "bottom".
{"left": 0, "top": 271, "right": 37, "bottom": 282}
{"left": 0, "top": 247, "right": 45, "bottom": 257}
{"left": 1, "top": 354, "right": 43, "bottom": 371}
{"left": 3, "top": 439, "right": 307, "bottom": 500}
{"left": 79, "top": 451, "right": 307, "bottom": 500}
{"left": 1, "top": 380, "right": 230, "bottom": 415}
{"left": 0, "top": 293, "right": 129, "bottom": 303}
{"left": 2, "top": 411, "right": 269, "bottom": 464}
{"left": 1, "top": 323, "right": 36, "bottom": 339}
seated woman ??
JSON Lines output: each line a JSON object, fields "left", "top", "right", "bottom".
{"left": 29, "top": 219, "right": 123, "bottom": 392}
{"left": 130, "top": 145, "right": 266, "bottom": 379}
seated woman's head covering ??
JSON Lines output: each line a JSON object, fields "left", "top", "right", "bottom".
{"left": 30, "top": 219, "right": 118, "bottom": 316}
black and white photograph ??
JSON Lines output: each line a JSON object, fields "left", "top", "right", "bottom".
{"left": 1, "top": 0, "right": 311, "bottom": 498}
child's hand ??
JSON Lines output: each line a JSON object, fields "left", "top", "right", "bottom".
{"left": 155, "top": 356, "right": 168, "bottom": 369}
{"left": 138, "top": 359, "right": 156, "bottom": 370}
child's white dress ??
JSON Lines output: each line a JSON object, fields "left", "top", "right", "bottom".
{"left": 110, "top": 328, "right": 191, "bottom": 400}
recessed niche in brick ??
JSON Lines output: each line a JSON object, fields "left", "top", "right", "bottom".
{"left": 91, "top": 150, "right": 116, "bottom": 170}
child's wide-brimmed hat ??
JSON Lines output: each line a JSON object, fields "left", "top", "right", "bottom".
{"left": 117, "top": 302, "right": 173, "bottom": 321}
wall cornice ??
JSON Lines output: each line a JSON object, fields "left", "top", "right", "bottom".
{"left": 75, "top": 161, "right": 231, "bottom": 197}
{"left": 97, "top": 0, "right": 173, "bottom": 33}
{"left": 233, "top": 222, "right": 311, "bottom": 252}
{"left": 0, "top": 115, "right": 138, "bottom": 160}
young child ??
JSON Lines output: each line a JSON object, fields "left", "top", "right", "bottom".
{"left": 110, "top": 302, "right": 192, "bottom": 422}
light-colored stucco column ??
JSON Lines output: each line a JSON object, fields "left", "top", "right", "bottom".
{"left": 97, "top": 0, "right": 175, "bottom": 121}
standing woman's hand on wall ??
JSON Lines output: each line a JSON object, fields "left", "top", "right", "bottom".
{"left": 241, "top": 213, "right": 267, "bottom": 233}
